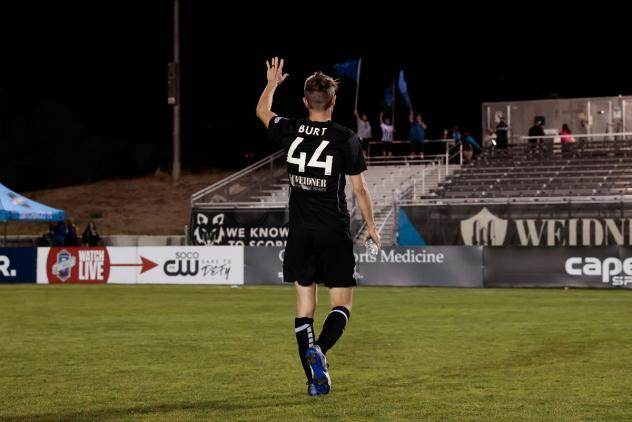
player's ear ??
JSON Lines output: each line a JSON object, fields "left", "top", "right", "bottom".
{"left": 331, "top": 95, "right": 337, "bottom": 108}
{"left": 303, "top": 97, "right": 310, "bottom": 109}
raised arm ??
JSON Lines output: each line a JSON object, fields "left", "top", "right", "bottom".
{"left": 350, "top": 173, "right": 381, "bottom": 249}
{"left": 256, "top": 57, "right": 289, "bottom": 128}
{"left": 379, "top": 111, "right": 384, "bottom": 125}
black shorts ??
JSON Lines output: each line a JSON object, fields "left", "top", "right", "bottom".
{"left": 412, "top": 141, "right": 425, "bottom": 154}
{"left": 283, "top": 225, "right": 356, "bottom": 288}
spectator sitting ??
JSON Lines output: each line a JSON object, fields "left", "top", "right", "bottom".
{"left": 65, "top": 219, "right": 79, "bottom": 246}
{"left": 82, "top": 222, "right": 101, "bottom": 246}
{"left": 442, "top": 128, "right": 451, "bottom": 140}
{"left": 462, "top": 132, "right": 481, "bottom": 162}
{"left": 464, "top": 132, "right": 481, "bottom": 151}
{"left": 484, "top": 128, "right": 497, "bottom": 149}
{"left": 36, "top": 224, "right": 55, "bottom": 246}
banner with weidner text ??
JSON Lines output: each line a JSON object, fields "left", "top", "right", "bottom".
{"left": 400, "top": 203, "right": 632, "bottom": 246}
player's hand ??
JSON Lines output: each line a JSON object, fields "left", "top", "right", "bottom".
{"left": 365, "top": 227, "right": 382, "bottom": 250}
{"left": 266, "top": 57, "right": 289, "bottom": 86}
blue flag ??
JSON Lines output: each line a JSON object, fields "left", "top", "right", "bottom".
{"left": 398, "top": 70, "right": 411, "bottom": 107}
{"left": 384, "top": 86, "right": 394, "bottom": 107}
{"left": 333, "top": 59, "right": 360, "bottom": 81}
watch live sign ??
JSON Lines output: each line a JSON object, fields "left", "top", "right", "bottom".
{"left": 46, "top": 247, "right": 111, "bottom": 283}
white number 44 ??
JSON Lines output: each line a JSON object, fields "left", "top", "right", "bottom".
{"left": 287, "top": 137, "right": 333, "bottom": 175}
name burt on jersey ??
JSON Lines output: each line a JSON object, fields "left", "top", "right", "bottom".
{"left": 298, "top": 125, "right": 328, "bottom": 137}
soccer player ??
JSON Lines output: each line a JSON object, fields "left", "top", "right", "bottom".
{"left": 256, "top": 57, "right": 380, "bottom": 396}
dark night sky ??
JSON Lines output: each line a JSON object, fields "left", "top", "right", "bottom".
{"left": 1, "top": 2, "right": 629, "bottom": 188}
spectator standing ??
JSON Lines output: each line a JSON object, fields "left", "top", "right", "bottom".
{"left": 52, "top": 221, "right": 67, "bottom": 246}
{"left": 560, "top": 123, "right": 574, "bottom": 156}
{"left": 528, "top": 119, "right": 545, "bottom": 145}
{"left": 408, "top": 111, "right": 427, "bottom": 158}
{"left": 379, "top": 111, "right": 395, "bottom": 157}
{"left": 354, "top": 109, "right": 372, "bottom": 155}
{"left": 496, "top": 118, "right": 508, "bottom": 148}
{"left": 452, "top": 126, "right": 462, "bottom": 143}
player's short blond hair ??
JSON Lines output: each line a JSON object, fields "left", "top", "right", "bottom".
{"left": 304, "top": 72, "right": 338, "bottom": 111}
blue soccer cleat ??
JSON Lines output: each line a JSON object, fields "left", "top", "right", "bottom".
{"left": 305, "top": 345, "right": 331, "bottom": 395}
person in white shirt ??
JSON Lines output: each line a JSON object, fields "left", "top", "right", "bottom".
{"left": 354, "top": 109, "right": 372, "bottom": 155}
{"left": 379, "top": 111, "right": 394, "bottom": 157}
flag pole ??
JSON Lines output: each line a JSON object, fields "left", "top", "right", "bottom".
{"left": 354, "top": 58, "right": 362, "bottom": 112}
{"left": 391, "top": 78, "right": 396, "bottom": 128}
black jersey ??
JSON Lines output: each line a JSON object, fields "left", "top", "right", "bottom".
{"left": 268, "top": 116, "right": 367, "bottom": 229}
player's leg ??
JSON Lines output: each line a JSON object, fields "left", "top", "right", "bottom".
{"left": 305, "top": 228, "right": 355, "bottom": 395}
{"left": 315, "top": 287, "right": 352, "bottom": 354}
{"left": 294, "top": 282, "right": 318, "bottom": 394}
{"left": 284, "top": 227, "right": 320, "bottom": 395}
{"left": 305, "top": 287, "right": 352, "bottom": 395}
{"left": 314, "top": 228, "right": 355, "bottom": 354}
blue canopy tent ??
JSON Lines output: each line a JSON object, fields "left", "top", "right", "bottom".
{"left": 0, "top": 183, "right": 65, "bottom": 244}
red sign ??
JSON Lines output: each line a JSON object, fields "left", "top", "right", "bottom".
{"left": 47, "top": 247, "right": 111, "bottom": 284}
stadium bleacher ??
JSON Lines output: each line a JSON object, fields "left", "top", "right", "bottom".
{"left": 191, "top": 152, "right": 459, "bottom": 246}
{"left": 428, "top": 138, "right": 632, "bottom": 201}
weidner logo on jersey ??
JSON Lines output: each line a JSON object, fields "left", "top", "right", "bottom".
{"left": 47, "top": 247, "right": 111, "bottom": 284}
{"left": 289, "top": 174, "right": 327, "bottom": 191}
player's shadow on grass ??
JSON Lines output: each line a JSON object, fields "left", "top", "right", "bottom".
{"left": 0, "top": 396, "right": 306, "bottom": 421}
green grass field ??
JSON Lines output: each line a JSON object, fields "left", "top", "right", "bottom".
{"left": 1, "top": 285, "right": 631, "bottom": 421}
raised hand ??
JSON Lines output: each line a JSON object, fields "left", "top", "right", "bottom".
{"left": 266, "top": 57, "right": 289, "bottom": 86}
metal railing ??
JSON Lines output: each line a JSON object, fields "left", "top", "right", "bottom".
{"left": 353, "top": 205, "right": 395, "bottom": 244}
{"left": 518, "top": 132, "right": 632, "bottom": 144}
{"left": 400, "top": 195, "right": 632, "bottom": 206}
{"left": 409, "top": 196, "right": 632, "bottom": 207}
{"left": 378, "top": 206, "right": 395, "bottom": 234}
{"left": 191, "top": 150, "right": 286, "bottom": 208}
